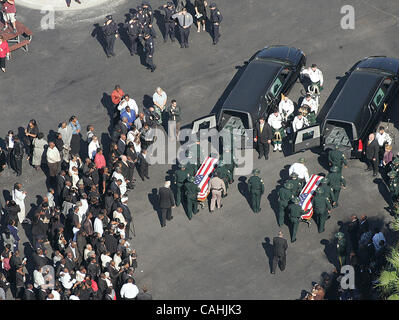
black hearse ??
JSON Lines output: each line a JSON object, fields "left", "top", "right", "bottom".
{"left": 293, "top": 56, "right": 399, "bottom": 158}
{"left": 191, "top": 45, "right": 306, "bottom": 148}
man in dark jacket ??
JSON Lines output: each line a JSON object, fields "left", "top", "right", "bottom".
{"left": 271, "top": 231, "right": 288, "bottom": 274}
{"left": 158, "top": 181, "right": 175, "bottom": 227}
{"left": 23, "top": 283, "right": 36, "bottom": 300}
{"left": 136, "top": 284, "right": 153, "bottom": 300}
{"left": 254, "top": 117, "right": 273, "bottom": 160}
{"left": 364, "top": 133, "right": 379, "bottom": 176}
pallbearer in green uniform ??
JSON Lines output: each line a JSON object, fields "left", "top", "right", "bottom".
{"left": 189, "top": 141, "right": 205, "bottom": 169}
{"left": 248, "top": 169, "right": 264, "bottom": 213}
{"left": 312, "top": 187, "right": 332, "bottom": 233}
{"left": 388, "top": 171, "right": 399, "bottom": 216}
{"left": 320, "top": 177, "right": 334, "bottom": 207}
{"left": 326, "top": 166, "right": 346, "bottom": 208}
{"left": 328, "top": 144, "right": 348, "bottom": 174}
{"left": 215, "top": 160, "right": 230, "bottom": 197}
{"left": 287, "top": 197, "right": 309, "bottom": 243}
{"left": 286, "top": 173, "right": 303, "bottom": 197}
{"left": 174, "top": 163, "right": 190, "bottom": 206}
{"left": 185, "top": 151, "right": 198, "bottom": 177}
{"left": 277, "top": 182, "right": 294, "bottom": 227}
{"left": 184, "top": 176, "right": 200, "bottom": 220}
{"left": 335, "top": 232, "right": 347, "bottom": 270}
{"left": 222, "top": 147, "right": 236, "bottom": 183}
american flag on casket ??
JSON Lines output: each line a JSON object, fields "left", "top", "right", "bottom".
{"left": 299, "top": 174, "right": 324, "bottom": 220}
{"left": 194, "top": 156, "right": 219, "bottom": 201}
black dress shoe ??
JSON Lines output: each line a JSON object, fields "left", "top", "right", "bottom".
{"left": 180, "top": 44, "right": 184, "bottom": 48}
{"left": 265, "top": 156, "right": 269, "bottom": 160}
{"left": 291, "top": 239, "right": 296, "bottom": 243}
{"left": 258, "top": 155, "right": 262, "bottom": 159}
{"left": 111, "top": 52, "right": 115, "bottom": 56}
{"left": 169, "top": 216, "right": 173, "bottom": 220}
{"left": 145, "top": 176, "right": 150, "bottom": 179}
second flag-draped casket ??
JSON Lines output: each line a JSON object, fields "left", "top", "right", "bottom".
{"left": 299, "top": 174, "right": 324, "bottom": 220}
{"left": 194, "top": 156, "right": 219, "bottom": 201}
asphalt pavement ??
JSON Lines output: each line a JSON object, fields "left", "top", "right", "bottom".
{"left": 1, "top": 0, "right": 399, "bottom": 299}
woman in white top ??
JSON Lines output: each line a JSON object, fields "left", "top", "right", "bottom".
{"left": 133, "top": 137, "right": 141, "bottom": 154}
{"left": 69, "top": 154, "right": 82, "bottom": 175}
{"left": 12, "top": 183, "right": 27, "bottom": 223}
{"left": 88, "top": 135, "right": 100, "bottom": 160}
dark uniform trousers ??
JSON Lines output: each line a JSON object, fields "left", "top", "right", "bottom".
{"left": 258, "top": 141, "right": 270, "bottom": 159}
{"left": 128, "top": 34, "right": 138, "bottom": 54}
{"left": 105, "top": 36, "right": 116, "bottom": 56}
{"left": 212, "top": 23, "right": 220, "bottom": 43}
{"left": 165, "top": 22, "right": 176, "bottom": 41}
{"left": 179, "top": 26, "right": 190, "bottom": 45}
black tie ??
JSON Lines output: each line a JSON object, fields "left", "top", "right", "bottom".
{"left": 183, "top": 14, "right": 186, "bottom": 27}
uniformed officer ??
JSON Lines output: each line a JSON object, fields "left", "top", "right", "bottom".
{"left": 142, "top": 1, "right": 157, "bottom": 38}
{"left": 102, "top": 15, "right": 119, "bottom": 58}
{"left": 312, "top": 187, "right": 332, "bottom": 233}
{"left": 209, "top": 3, "right": 223, "bottom": 45}
{"left": 319, "top": 177, "right": 334, "bottom": 206}
{"left": 326, "top": 166, "right": 346, "bottom": 208}
{"left": 184, "top": 176, "right": 200, "bottom": 220}
{"left": 144, "top": 33, "right": 156, "bottom": 72}
{"left": 335, "top": 232, "right": 347, "bottom": 269}
{"left": 208, "top": 171, "right": 226, "bottom": 212}
{"left": 174, "top": 163, "right": 190, "bottom": 206}
{"left": 215, "top": 160, "right": 230, "bottom": 197}
{"left": 287, "top": 197, "right": 309, "bottom": 243}
{"left": 388, "top": 170, "right": 399, "bottom": 216}
{"left": 277, "top": 182, "right": 294, "bottom": 227}
{"left": 184, "top": 150, "right": 198, "bottom": 177}
{"left": 125, "top": 16, "right": 141, "bottom": 56}
{"left": 328, "top": 144, "right": 348, "bottom": 174}
{"left": 159, "top": 2, "right": 177, "bottom": 42}
{"left": 286, "top": 173, "right": 302, "bottom": 197}
{"left": 189, "top": 141, "right": 205, "bottom": 169}
{"left": 289, "top": 158, "right": 310, "bottom": 184}
{"left": 248, "top": 169, "right": 264, "bottom": 213}
{"left": 222, "top": 147, "right": 236, "bottom": 183}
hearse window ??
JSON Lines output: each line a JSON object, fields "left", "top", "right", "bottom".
{"left": 303, "top": 131, "right": 314, "bottom": 141}
{"left": 373, "top": 88, "right": 385, "bottom": 107}
{"left": 198, "top": 121, "right": 212, "bottom": 130}
{"left": 270, "top": 77, "right": 283, "bottom": 98}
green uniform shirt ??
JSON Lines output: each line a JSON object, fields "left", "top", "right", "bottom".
{"left": 248, "top": 176, "right": 264, "bottom": 194}
{"left": 278, "top": 187, "right": 294, "bottom": 205}
{"left": 312, "top": 193, "right": 332, "bottom": 212}
{"left": 175, "top": 169, "right": 190, "bottom": 185}
{"left": 184, "top": 182, "right": 200, "bottom": 200}
{"left": 326, "top": 172, "right": 346, "bottom": 190}
{"left": 288, "top": 203, "right": 306, "bottom": 221}
{"left": 287, "top": 178, "right": 302, "bottom": 195}
{"left": 328, "top": 149, "right": 347, "bottom": 168}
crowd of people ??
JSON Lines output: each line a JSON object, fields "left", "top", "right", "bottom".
{"left": 0, "top": 84, "right": 182, "bottom": 300}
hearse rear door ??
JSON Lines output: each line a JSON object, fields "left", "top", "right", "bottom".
{"left": 292, "top": 125, "right": 322, "bottom": 153}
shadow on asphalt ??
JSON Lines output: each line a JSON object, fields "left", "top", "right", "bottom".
{"left": 261, "top": 237, "right": 273, "bottom": 273}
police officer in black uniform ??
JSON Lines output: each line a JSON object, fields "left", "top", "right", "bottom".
{"left": 159, "top": 2, "right": 177, "bottom": 43}
{"left": 209, "top": 3, "right": 222, "bottom": 45}
{"left": 102, "top": 15, "right": 119, "bottom": 58}
{"left": 144, "top": 33, "right": 156, "bottom": 72}
{"left": 125, "top": 16, "right": 141, "bottom": 56}
{"left": 142, "top": 1, "right": 157, "bottom": 38}
{"left": 136, "top": 6, "right": 146, "bottom": 43}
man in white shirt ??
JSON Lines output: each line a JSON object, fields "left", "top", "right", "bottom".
{"left": 153, "top": 87, "right": 167, "bottom": 112}
{"left": 112, "top": 167, "right": 127, "bottom": 196}
{"left": 292, "top": 113, "right": 309, "bottom": 132}
{"left": 289, "top": 158, "right": 310, "bottom": 183}
{"left": 118, "top": 95, "right": 139, "bottom": 116}
{"left": 376, "top": 126, "right": 392, "bottom": 147}
{"left": 301, "top": 64, "right": 324, "bottom": 91}
{"left": 101, "top": 251, "right": 113, "bottom": 268}
{"left": 88, "top": 135, "right": 100, "bottom": 160}
{"left": 372, "top": 228, "right": 386, "bottom": 252}
{"left": 94, "top": 213, "right": 105, "bottom": 237}
{"left": 267, "top": 109, "right": 284, "bottom": 152}
{"left": 301, "top": 93, "right": 319, "bottom": 114}
{"left": 120, "top": 278, "right": 139, "bottom": 300}
{"left": 278, "top": 95, "right": 294, "bottom": 122}
{"left": 47, "top": 141, "right": 61, "bottom": 179}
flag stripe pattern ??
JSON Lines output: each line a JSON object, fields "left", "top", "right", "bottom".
{"left": 194, "top": 157, "right": 219, "bottom": 201}
{"left": 299, "top": 174, "right": 323, "bottom": 220}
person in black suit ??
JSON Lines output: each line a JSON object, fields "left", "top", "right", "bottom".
{"left": 137, "top": 149, "right": 149, "bottom": 180}
{"left": 254, "top": 117, "right": 273, "bottom": 160}
{"left": 109, "top": 179, "right": 122, "bottom": 198}
{"left": 104, "top": 229, "right": 118, "bottom": 255}
{"left": 120, "top": 197, "right": 133, "bottom": 239}
{"left": 55, "top": 170, "right": 67, "bottom": 206}
{"left": 136, "top": 284, "right": 153, "bottom": 300}
{"left": 364, "top": 133, "right": 380, "bottom": 176}
{"left": 23, "top": 284, "right": 36, "bottom": 300}
{"left": 158, "top": 181, "right": 175, "bottom": 227}
{"left": 347, "top": 215, "right": 360, "bottom": 253}
{"left": 271, "top": 231, "right": 288, "bottom": 274}
{"left": 117, "top": 134, "right": 127, "bottom": 156}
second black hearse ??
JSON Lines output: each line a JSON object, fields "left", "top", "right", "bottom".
{"left": 293, "top": 56, "right": 399, "bottom": 158}
{"left": 191, "top": 45, "right": 306, "bottom": 148}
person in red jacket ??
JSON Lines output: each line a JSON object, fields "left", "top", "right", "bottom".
{"left": 0, "top": 35, "right": 10, "bottom": 72}
{"left": 111, "top": 85, "right": 125, "bottom": 124}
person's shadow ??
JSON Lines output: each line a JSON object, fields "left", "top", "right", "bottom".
{"left": 148, "top": 188, "right": 162, "bottom": 226}
{"left": 91, "top": 23, "right": 107, "bottom": 56}
{"left": 267, "top": 188, "right": 280, "bottom": 225}
{"left": 154, "top": 10, "right": 166, "bottom": 40}
{"left": 143, "top": 94, "right": 154, "bottom": 109}
{"left": 320, "top": 239, "right": 339, "bottom": 269}
{"left": 117, "top": 22, "right": 130, "bottom": 53}
{"left": 261, "top": 237, "right": 274, "bottom": 273}
{"left": 237, "top": 176, "right": 251, "bottom": 210}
